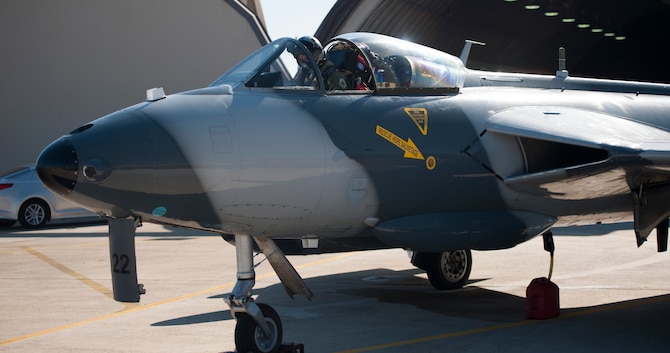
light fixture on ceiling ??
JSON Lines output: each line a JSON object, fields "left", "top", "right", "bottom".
{"left": 576, "top": 15, "right": 590, "bottom": 28}
{"left": 574, "top": 8, "right": 591, "bottom": 29}
{"left": 562, "top": 17, "right": 576, "bottom": 23}
{"left": 524, "top": 0, "right": 540, "bottom": 10}
{"left": 561, "top": 7, "right": 576, "bottom": 23}
{"left": 543, "top": 0, "right": 559, "bottom": 17}
{"left": 602, "top": 20, "right": 619, "bottom": 39}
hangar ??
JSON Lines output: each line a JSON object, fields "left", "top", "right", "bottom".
{"left": 316, "top": 0, "right": 670, "bottom": 82}
{"left": 2, "top": 0, "right": 668, "bottom": 170}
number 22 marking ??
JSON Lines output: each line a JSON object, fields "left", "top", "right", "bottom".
{"left": 112, "top": 253, "right": 131, "bottom": 274}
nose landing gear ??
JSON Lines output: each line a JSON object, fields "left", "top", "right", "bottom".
{"left": 225, "top": 234, "right": 312, "bottom": 353}
{"left": 234, "top": 303, "right": 282, "bottom": 353}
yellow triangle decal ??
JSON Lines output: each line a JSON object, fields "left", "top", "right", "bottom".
{"left": 405, "top": 107, "right": 428, "bottom": 135}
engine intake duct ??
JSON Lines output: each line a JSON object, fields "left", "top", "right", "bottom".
{"left": 519, "top": 137, "right": 610, "bottom": 174}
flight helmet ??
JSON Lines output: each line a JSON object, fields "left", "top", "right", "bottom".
{"left": 298, "top": 36, "right": 323, "bottom": 61}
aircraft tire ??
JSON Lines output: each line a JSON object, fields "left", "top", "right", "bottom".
{"left": 423, "top": 250, "right": 472, "bottom": 290}
{"left": 234, "top": 303, "right": 283, "bottom": 353}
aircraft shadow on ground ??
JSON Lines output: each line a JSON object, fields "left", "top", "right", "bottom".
{"left": 152, "top": 310, "right": 233, "bottom": 326}
{"left": 151, "top": 265, "right": 670, "bottom": 331}
{"left": 152, "top": 268, "right": 525, "bottom": 326}
{"left": 0, "top": 221, "right": 218, "bottom": 238}
{"left": 0, "top": 219, "right": 108, "bottom": 234}
{"left": 2, "top": 220, "right": 636, "bottom": 238}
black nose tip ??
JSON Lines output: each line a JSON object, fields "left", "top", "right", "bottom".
{"left": 36, "top": 137, "right": 79, "bottom": 196}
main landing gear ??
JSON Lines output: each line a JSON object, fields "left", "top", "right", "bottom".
{"left": 225, "top": 234, "right": 312, "bottom": 353}
{"left": 411, "top": 249, "right": 473, "bottom": 290}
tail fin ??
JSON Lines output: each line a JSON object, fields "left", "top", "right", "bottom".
{"left": 460, "top": 39, "right": 486, "bottom": 66}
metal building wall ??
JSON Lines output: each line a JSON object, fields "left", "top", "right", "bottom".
{"left": 0, "top": 0, "right": 268, "bottom": 170}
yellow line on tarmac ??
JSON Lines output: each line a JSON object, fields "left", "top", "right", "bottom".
{"left": 22, "top": 246, "right": 117, "bottom": 301}
{"left": 334, "top": 320, "right": 538, "bottom": 353}
{"left": 334, "top": 294, "right": 670, "bottom": 353}
{"left": 0, "top": 280, "right": 237, "bottom": 346}
{"left": 1, "top": 249, "right": 352, "bottom": 346}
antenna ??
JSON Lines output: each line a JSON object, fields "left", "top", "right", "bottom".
{"left": 556, "top": 47, "right": 568, "bottom": 78}
{"left": 460, "top": 39, "right": 486, "bottom": 66}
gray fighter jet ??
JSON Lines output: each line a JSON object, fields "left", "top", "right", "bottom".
{"left": 36, "top": 32, "right": 670, "bottom": 352}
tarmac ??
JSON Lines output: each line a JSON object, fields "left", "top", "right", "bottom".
{"left": 1, "top": 220, "right": 669, "bottom": 352}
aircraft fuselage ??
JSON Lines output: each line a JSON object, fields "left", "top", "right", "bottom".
{"left": 38, "top": 84, "right": 670, "bottom": 251}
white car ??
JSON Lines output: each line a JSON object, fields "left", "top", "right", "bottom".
{"left": 0, "top": 165, "right": 99, "bottom": 228}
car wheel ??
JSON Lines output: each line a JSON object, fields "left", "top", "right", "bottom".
{"left": 18, "top": 199, "right": 50, "bottom": 228}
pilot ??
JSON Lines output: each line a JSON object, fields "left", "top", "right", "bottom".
{"left": 296, "top": 36, "right": 349, "bottom": 90}
{"left": 324, "top": 40, "right": 372, "bottom": 90}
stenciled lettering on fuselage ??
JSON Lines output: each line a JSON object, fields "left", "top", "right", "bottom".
{"left": 375, "top": 107, "right": 436, "bottom": 170}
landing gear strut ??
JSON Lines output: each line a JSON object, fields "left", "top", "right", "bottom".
{"left": 224, "top": 234, "right": 282, "bottom": 353}
{"left": 224, "top": 234, "right": 312, "bottom": 353}
{"left": 412, "top": 249, "right": 472, "bottom": 290}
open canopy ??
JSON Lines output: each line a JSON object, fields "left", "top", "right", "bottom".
{"left": 211, "top": 32, "right": 466, "bottom": 93}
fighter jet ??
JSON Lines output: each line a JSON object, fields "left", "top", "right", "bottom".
{"left": 36, "top": 32, "right": 670, "bottom": 352}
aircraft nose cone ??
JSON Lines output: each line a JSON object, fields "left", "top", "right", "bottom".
{"left": 36, "top": 137, "right": 79, "bottom": 196}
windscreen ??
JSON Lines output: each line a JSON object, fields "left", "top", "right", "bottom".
{"left": 210, "top": 38, "right": 321, "bottom": 89}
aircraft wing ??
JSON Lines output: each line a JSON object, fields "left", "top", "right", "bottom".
{"left": 485, "top": 106, "right": 670, "bottom": 244}
{"left": 486, "top": 106, "right": 670, "bottom": 198}
{"left": 487, "top": 106, "right": 670, "bottom": 154}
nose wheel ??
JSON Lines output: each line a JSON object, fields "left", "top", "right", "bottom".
{"left": 225, "top": 234, "right": 308, "bottom": 353}
{"left": 225, "top": 234, "right": 280, "bottom": 352}
{"left": 234, "top": 303, "right": 282, "bottom": 353}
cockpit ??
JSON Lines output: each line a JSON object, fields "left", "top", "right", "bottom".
{"left": 210, "top": 32, "right": 466, "bottom": 94}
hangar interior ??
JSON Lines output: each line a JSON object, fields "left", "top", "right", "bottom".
{"left": 317, "top": 0, "right": 670, "bottom": 83}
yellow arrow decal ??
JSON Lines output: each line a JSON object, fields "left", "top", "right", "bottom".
{"left": 376, "top": 125, "right": 425, "bottom": 160}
